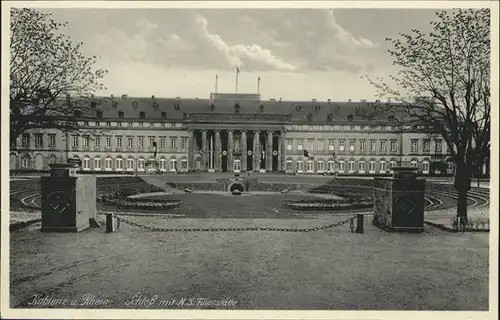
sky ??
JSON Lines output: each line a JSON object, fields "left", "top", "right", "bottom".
{"left": 39, "top": 7, "right": 443, "bottom": 101}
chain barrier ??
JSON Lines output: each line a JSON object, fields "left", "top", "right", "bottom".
{"left": 113, "top": 214, "right": 357, "bottom": 233}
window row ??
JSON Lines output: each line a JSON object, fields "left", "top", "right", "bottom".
{"left": 410, "top": 139, "right": 443, "bottom": 153}
{"left": 285, "top": 139, "right": 399, "bottom": 153}
{"left": 20, "top": 134, "right": 57, "bottom": 148}
{"left": 284, "top": 159, "right": 431, "bottom": 173}
{"left": 77, "top": 120, "right": 183, "bottom": 129}
{"left": 72, "top": 136, "right": 189, "bottom": 150}
{"left": 79, "top": 156, "right": 188, "bottom": 172}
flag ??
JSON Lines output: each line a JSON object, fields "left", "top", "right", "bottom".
{"left": 304, "top": 149, "right": 314, "bottom": 160}
{"left": 236, "top": 66, "right": 240, "bottom": 74}
{"left": 258, "top": 76, "right": 261, "bottom": 81}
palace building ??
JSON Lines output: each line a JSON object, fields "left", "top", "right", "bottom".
{"left": 10, "top": 92, "right": 468, "bottom": 176}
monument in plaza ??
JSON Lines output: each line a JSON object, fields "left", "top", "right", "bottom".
{"left": 40, "top": 162, "right": 97, "bottom": 232}
{"left": 372, "top": 167, "right": 425, "bottom": 233}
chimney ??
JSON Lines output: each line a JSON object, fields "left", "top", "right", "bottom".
{"left": 312, "top": 98, "right": 317, "bottom": 102}
{"left": 361, "top": 99, "right": 367, "bottom": 102}
{"left": 327, "top": 98, "right": 331, "bottom": 103}
{"left": 122, "top": 94, "right": 128, "bottom": 100}
{"left": 348, "top": 99, "right": 352, "bottom": 103}
{"left": 151, "top": 95, "right": 155, "bottom": 100}
{"left": 110, "top": 94, "right": 114, "bottom": 100}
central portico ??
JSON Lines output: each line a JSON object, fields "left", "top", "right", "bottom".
{"left": 186, "top": 118, "right": 287, "bottom": 173}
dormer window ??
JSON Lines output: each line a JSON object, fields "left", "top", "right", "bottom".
{"left": 314, "top": 105, "right": 320, "bottom": 112}
{"left": 90, "top": 101, "right": 97, "bottom": 109}
{"left": 112, "top": 101, "right": 118, "bottom": 108}
{"left": 295, "top": 104, "right": 302, "bottom": 111}
{"left": 234, "top": 103, "right": 241, "bottom": 114}
{"left": 259, "top": 104, "right": 264, "bottom": 113}
{"left": 118, "top": 111, "right": 124, "bottom": 118}
{"left": 347, "top": 114, "right": 353, "bottom": 121}
{"left": 327, "top": 113, "right": 333, "bottom": 122}
{"left": 307, "top": 113, "right": 313, "bottom": 121}
{"left": 161, "top": 112, "right": 167, "bottom": 119}
{"left": 153, "top": 101, "right": 159, "bottom": 108}
{"left": 139, "top": 111, "right": 146, "bottom": 119}
{"left": 132, "top": 101, "right": 138, "bottom": 109}
{"left": 96, "top": 110, "right": 103, "bottom": 119}
{"left": 210, "top": 104, "right": 215, "bottom": 111}
{"left": 174, "top": 103, "right": 180, "bottom": 111}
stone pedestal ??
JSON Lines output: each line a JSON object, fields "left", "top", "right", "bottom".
{"left": 40, "top": 163, "right": 97, "bottom": 232}
{"left": 373, "top": 167, "right": 425, "bottom": 233}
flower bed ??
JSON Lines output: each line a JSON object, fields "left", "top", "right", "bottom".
{"left": 283, "top": 200, "right": 372, "bottom": 211}
{"left": 106, "top": 198, "right": 181, "bottom": 210}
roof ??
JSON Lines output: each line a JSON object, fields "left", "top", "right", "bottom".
{"left": 74, "top": 94, "right": 405, "bottom": 124}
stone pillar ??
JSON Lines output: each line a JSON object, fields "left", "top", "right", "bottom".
{"left": 278, "top": 131, "right": 283, "bottom": 172}
{"left": 241, "top": 131, "right": 247, "bottom": 172}
{"left": 201, "top": 130, "right": 208, "bottom": 171}
{"left": 228, "top": 130, "right": 234, "bottom": 172}
{"left": 280, "top": 131, "right": 286, "bottom": 171}
{"left": 253, "top": 130, "right": 260, "bottom": 171}
{"left": 188, "top": 130, "right": 195, "bottom": 171}
{"left": 215, "top": 130, "right": 221, "bottom": 172}
{"left": 372, "top": 167, "right": 425, "bottom": 233}
{"left": 266, "top": 131, "right": 273, "bottom": 171}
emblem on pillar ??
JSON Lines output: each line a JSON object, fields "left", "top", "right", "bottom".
{"left": 222, "top": 150, "right": 228, "bottom": 156}
{"left": 247, "top": 150, "right": 252, "bottom": 156}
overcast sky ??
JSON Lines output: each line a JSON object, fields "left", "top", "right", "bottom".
{"left": 40, "top": 8, "right": 443, "bottom": 101}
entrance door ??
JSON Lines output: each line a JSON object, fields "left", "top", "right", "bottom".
{"left": 247, "top": 150, "right": 253, "bottom": 171}
{"left": 233, "top": 158, "right": 241, "bottom": 172}
{"left": 221, "top": 152, "right": 228, "bottom": 172}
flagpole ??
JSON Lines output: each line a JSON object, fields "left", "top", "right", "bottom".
{"left": 215, "top": 74, "right": 218, "bottom": 93}
{"left": 236, "top": 67, "right": 239, "bottom": 93}
{"left": 257, "top": 77, "right": 260, "bottom": 94}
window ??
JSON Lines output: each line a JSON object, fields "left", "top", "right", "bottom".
{"left": 308, "top": 140, "right": 314, "bottom": 151}
{"left": 127, "top": 137, "right": 133, "bottom": 148}
{"left": 94, "top": 157, "right": 101, "bottom": 170}
{"left": 150, "top": 122, "right": 155, "bottom": 128}
{"left": 339, "top": 140, "right": 345, "bottom": 151}
{"left": 139, "top": 122, "right": 144, "bottom": 127}
{"left": 317, "top": 161, "right": 325, "bottom": 172}
{"left": 83, "top": 136, "right": 90, "bottom": 148}
{"left": 159, "top": 158, "right": 166, "bottom": 171}
{"left": 181, "top": 159, "right": 188, "bottom": 171}
{"left": 286, "top": 160, "right": 293, "bottom": 172}
{"left": 105, "top": 157, "right": 112, "bottom": 170}
{"left": 116, "top": 136, "right": 122, "bottom": 149}
{"left": 171, "top": 137, "right": 177, "bottom": 149}
{"left": 49, "top": 155, "right": 56, "bottom": 165}
{"left": 49, "top": 134, "right": 56, "bottom": 147}
{"left": 169, "top": 158, "right": 177, "bottom": 172}
{"left": 116, "top": 157, "right": 123, "bottom": 170}
{"left": 350, "top": 125, "right": 355, "bottom": 131}
{"left": 117, "top": 122, "right": 122, "bottom": 127}
{"left": 138, "top": 137, "right": 144, "bottom": 149}
{"left": 286, "top": 139, "right": 293, "bottom": 151}
{"left": 390, "top": 140, "right": 397, "bottom": 152}
{"left": 96, "top": 111, "right": 103, "bottom": 119}
{"left": 72, "top": 136, "right": 79, "bottom": 148}
{"left": 105, "top": 136, "right": 111, "bottom": 148}
{"left": 95, "top": 121, "right": 101, "bottom": 127}
{"left": 318, "top": 140, "right": 324, "bottom": 151}
{"left": 423, "top": 160, "right": 430, "bottom": 173}
{"left": 338, "top": 160, "right": 345, "bottom": 172}
{"left": 149, "top": 137, "right": 155, "bottom": 148}
{"left": 328, "top": 140, "right": 335, "bottom": 151}
{"left": 327, "top": 160, "right": 335, "bottom": 172}
{"left": 360, "top": 140, "right": 366, "bottom": 152}
{"left": 348, "top": 161, "right": 355, "bottom": 172}
{"left": 83, "top": 157, "right": 90, "bottom": 170}
{"left": 181, "top": 137, "right": 188, "bottom": 149}
{"left": 349, "top": 140, "right": 355, "bottom": 151}
{"left": 369, "top": 161, "right": 376, "bottom": 172}
{"left": 95, "top": 137, "right": 100, "bottom": 148}
{"left": 306, "top": 160, "right": 314, "bottom": 172}
{"left": 411, "top": 139, "right": 419, "bottom": 152}
{"left": 138, "top": 158, "right": 145, "bottom": 170}
{"left": 370, "top": 140, "right": 376, "bottom": 152}
{"left": 127, "top": 158, "right": 134, "bottom": 170}
{"left": 35, "top": 134, "right": 43, "bottom": 147}
{"left": 22, "top": 155, "right": 31, "bottom": 168}
{"left": 435, "top": 139, "right": 442, "bottom": 153}
{"left": 359, "top": 161, "right": 366, "bottom": 172}
{"left": 296, "top": 160, "right": 304, "bottom": 172}
{"left": 380, "top": 140, "right": 387, "bottom": 152}
{"left": 297, "top": 140, "right": 303, "bottom": 151}
{"left": 160, "top": 137, "right": 166, "bottom": 149}
{"left": 118, "top": 111, "right": 124, "bottom": 118}
{"left": 423, "top": 139, "right": 430, "bottom": 152}
{"left": 360, "top": 125, "right": 365, "bottom": 130}
{"left": 106, "top": 121, "right": 111, "bottom": 127}
{"left": 411, "top": 160, "right": 418, "bottom": 168}
{"left": 380, "top": 161, "right": 386, "bottom": 172}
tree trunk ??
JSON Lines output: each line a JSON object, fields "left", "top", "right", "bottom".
{"left": 454, "top": 162, "right": 472, "bottom": 225}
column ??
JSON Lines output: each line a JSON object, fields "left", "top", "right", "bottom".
{"left": 266, "top": 131, "right": 273, "bottom": 171}
{"left": 253, "top": 130, "right": 260, "bottom": 171}
{"left": 241, "top": 131, "right": 247, "bottom": 172}
{"left": 280, "top": 131, "right": 286, "bottom": 171}
{"left": 188, "top": 130, "right": 194, "bottom": 171}
{"left": 228, "top": 130, "right": 234, "bottom": 172}
{"left": 201, "top": 130, "right": 207, "bottom": 171}
{"left": 215, "top": 130, "right": 221, "bottom": 172}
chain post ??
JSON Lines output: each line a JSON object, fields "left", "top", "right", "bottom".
{"left": 355, "top": 214, "right": 364, "bottom": 234}
{"left": 349, "top": 218, "right": 355, "bottom": 233}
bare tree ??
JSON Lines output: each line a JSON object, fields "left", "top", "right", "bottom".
{"left": 10, "top": 8, "right": 108, "bottom": 148}
{"left": 362, "top": 9, "right": 490, "bottom": 223}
